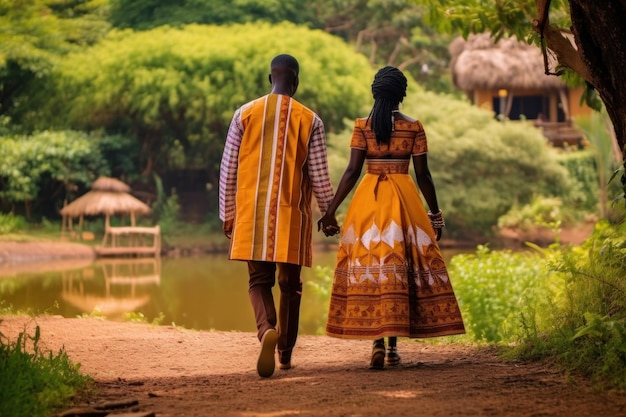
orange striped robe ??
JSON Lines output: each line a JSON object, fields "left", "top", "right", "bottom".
{"left": 222, "top": 94, "right": 331, "bottom": 267}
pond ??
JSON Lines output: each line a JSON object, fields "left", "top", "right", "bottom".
{"left": 0, "top": 249, "right": 462, "bottom": 336}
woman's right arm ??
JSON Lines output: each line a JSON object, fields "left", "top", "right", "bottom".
{"left": 317, "top": 148, "right": 366, "bottom": 233}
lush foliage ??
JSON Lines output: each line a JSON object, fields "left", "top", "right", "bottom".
{"left": 574, "top": 112, "right": 623, "bottom": 218}
{"left": 0, "top": 131, "right": 110, "bottom": 217}
{"left": 448, "top": 220, "right": 626, "bottom": 388}
{"left": 0, "top": 325, "right": 92, "bottom": 417}
{"left": 56, "top": 23, "right": 373, "bottom": 176}
{"left": 0, "top": 212, "right": 27, "bottom": 234}
{"left": 497, "top": 195, "right": 570, "bottom": 233}
{"left": 556, "top": 150, "right": 602, "bottom": 212}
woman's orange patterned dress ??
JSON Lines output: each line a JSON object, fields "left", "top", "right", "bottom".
{"left": 325, "top": 117, "right": 466, "bottom": 339}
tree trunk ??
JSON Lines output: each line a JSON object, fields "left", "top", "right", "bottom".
{"left": 569, "top": 1, "right": 626, "bottom": 167}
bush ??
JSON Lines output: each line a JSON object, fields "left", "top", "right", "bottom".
{"left": 512, "top": 221, "right": 626, "bottom": 389}
{"left": 0, "top": 325, "right": 92, "bottom": 417}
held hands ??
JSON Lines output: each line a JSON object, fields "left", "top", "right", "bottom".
{"left": 317, "top": 213, "right": 340, "bottom": 237}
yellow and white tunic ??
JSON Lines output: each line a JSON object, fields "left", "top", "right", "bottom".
{"left": 219, "top": 94, "right": 334, "bottom": 267}
{"left": 325, "top": 117, "right": 465, "bottom": 339}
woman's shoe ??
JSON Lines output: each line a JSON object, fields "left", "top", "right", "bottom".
{"left": 386, "top": 346, "right": 401, "bottom": 366}
{"left": 369, "top": 340, "right": 385, "bottom": 370}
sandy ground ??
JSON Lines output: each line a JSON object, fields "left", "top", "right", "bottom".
{"left": 2, "top": 315, "right": 626, "bottom": 417}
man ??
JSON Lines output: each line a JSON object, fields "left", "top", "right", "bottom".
{"left": 219, "top": 54, "right": 336, "bottom": 378}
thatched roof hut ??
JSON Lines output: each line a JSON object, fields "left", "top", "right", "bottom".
{"left": 447, "top": 33, "right": 591, "bottom": 130}
{"left": 449, "top": 33, "right": 565, "bottom": 92}
{"left": 60, "top": 176, "right": 151, "bottom": 235}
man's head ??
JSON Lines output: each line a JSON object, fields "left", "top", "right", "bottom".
{"left": 269, "top": 54, "right": 300, "bottom": 96}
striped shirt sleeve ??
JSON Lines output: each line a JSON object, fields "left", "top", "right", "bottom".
{"left": 307, "top": 114, "right": 334, "bottom": 214}
{"left": 219, "top": 108, "right": 243, "bottom": 222}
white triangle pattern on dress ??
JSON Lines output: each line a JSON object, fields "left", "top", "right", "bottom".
{"left": 381, "top": 221, "right": 404, "bottom": 247}
{"left": 341, "top": 221, "right": 433, "bottom": 252}
{"left": 341, "top": 221, "right": 447, "bottom": 287}
{"left": 360, "top": 223, "right": 380, "bottom": 250}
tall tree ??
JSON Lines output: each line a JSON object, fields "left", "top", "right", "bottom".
{"left": 416, "top": 0, "right": 626, "bottom": 203}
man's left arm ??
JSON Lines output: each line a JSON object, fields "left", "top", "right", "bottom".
{"left": 219, "top": 109, "right": 243, "bottom": 238}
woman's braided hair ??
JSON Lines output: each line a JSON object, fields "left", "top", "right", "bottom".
{"left": 367, "top": 66, "right": 407, "bottom": 145}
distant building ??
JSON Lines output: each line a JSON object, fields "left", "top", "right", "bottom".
{"left": 449, "top": 33, "right": 592, "bottom": 147}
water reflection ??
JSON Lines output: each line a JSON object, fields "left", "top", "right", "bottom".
{"left": 61, "top": 258, "right": 160, "bottom": 318}
{"left": 0, "top": 250, "right": 458, "bottom": 335}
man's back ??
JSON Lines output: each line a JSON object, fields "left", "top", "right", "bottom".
{"left": 230, "top": 93, "right": 318, "bottom": 265}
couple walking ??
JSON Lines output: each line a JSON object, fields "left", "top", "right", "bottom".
{"left": 219, "top": 54, "right": 465, "bottom": 378}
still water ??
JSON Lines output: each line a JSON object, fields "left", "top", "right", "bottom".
{"left": 0, "top": 250, "right": 459, "bottom": 336}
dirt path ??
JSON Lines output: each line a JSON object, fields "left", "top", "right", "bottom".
{"left": 2, "top": 315, "right": 625, "bottom": 417}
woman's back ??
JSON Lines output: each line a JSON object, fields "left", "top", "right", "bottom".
{"left": 350, "top": 117, "right": 427, "bottom": 159}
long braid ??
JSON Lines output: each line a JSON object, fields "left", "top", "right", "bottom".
{"left": 367, "top": 66, "right": 407, "bottom": 145}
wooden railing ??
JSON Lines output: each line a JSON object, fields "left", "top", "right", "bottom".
{"left": 95, "top": 225, "right": 161, "bottom": 257}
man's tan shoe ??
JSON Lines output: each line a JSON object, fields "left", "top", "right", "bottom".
{"left": 257, "top": 329, "right": 278, "bottom": 377}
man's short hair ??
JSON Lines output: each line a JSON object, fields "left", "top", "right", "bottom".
{"left": 271, "top": 54, "right": 299, "bottom": 76}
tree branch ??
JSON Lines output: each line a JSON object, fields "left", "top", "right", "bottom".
{"left": 532, "top": 0, "right": 594, "bottom": 84}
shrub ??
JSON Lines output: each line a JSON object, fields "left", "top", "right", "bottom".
{"left": 512, "top": 221, "right": 626, "bottom": 389}
{"left": 328, "top": 89, "right": 578, "bottom": 240}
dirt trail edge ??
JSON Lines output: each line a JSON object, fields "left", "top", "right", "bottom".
{"left": 2, "top": 315, "right": 625, "bottom": 417}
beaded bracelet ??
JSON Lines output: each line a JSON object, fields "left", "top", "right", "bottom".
{"left": 427, "top": 209, "right": 445, "bottom": 229}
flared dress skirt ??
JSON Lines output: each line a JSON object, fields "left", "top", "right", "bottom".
{"left": 325, "top": 165, "right": 466, "bottom": 339}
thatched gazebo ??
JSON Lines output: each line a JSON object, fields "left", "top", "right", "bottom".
{"left": 61, "top": 176, "right": 160, "bottom": 257}
{"left": 61, "top": 176, "right": 151, "bottom": 234}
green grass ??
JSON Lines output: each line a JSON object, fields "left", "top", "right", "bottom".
{"left": 0, "top": 324, "right": 92, "bottom": 417}
{"left": 449, "top": 244, "right": 554, "bottom": 344}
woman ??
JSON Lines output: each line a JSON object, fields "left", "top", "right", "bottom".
{"left": 318, "top": 66, "right": 465, "bottom": 369}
